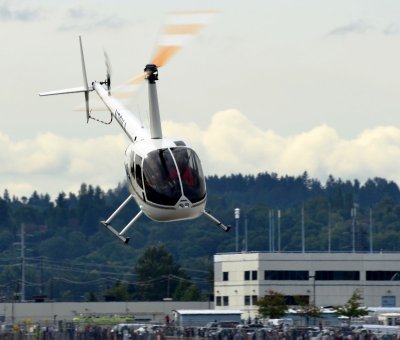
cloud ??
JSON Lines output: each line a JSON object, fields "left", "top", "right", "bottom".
{"left": 164, "top": 109, "right": 400, "bottom": 185}
{"left": 2, "top": 110, "right": 400, "bottom": 199}
{"left": 59, "top": 6, "right": 126, "bottom": 31}
{"left": 0, "top": 4, "right": 40, "bottom": 22}
{"left": 327, "top": 20, "right": 372, "bottom": 36}
{"left": 384, "top": 22, "right": 400, "bottom": 36}
{"left": 0, "top": 131, "right": 127, "bottom": 198}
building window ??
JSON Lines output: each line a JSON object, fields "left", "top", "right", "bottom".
{"left": 264, "top": 270, "right": 309, "bottom": 280}
{"left": 252, "top": 295, "right": 258, "bottom": 305}
{"left": 223, "top": 296, "right": 229, "bottom": 306}
{"left": 315, "top": 270, "right": 359, "bottom": 281}
{"left": 367, "top": 271, "right": 400, "bottom": 281}
{"left": 382, "top": 296, "right": 396, "bottom": 307}
{"left": 285, "top": 295, "right": 309, "bottom": 305}
{"left": 223, "top": 271, "right": 229, "bottom": 281}
{"left": 216, "top": 296, "right": 222, "bottom": 306}
{"left": 244, "top": 270, "right": 257, "bottom": 280}
{"left": 244, "top": 296, "right": 250, "bottom": 306}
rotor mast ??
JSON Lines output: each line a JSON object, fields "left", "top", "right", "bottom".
{"left": 145, "top": 64, "right": 162, "bottom": 139}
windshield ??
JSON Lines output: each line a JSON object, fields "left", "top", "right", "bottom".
{"left": 143, "top": 149, "right": 181, "bottom": 206}
{"left": 142, "top": 147, "right": 206, "bottom": 206}
{"left": 171, "top": 147, "right": 206, "bottom": 203}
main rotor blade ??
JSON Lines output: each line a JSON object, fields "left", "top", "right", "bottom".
{"left": 112, "top": 10, "right": 217, "bottom": 100}
{"left": 152, "top": 10, "right": 216, "bottom": 67}
{"left": 112, "top": 72, "right": 147, "bottom": 99}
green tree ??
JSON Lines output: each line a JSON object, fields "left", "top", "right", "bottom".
{"left": 134, "top": 244, "right": 187, "bottom": 301}
{"left": 174, "top": 282, "right": 203, "bottom": 301}
{"left": 335, "top": 289, "right": 368, "bottom": 324}
{"left": 86, "top": 292, "right": 99, "bottom": 302}
{"left": 104, "top": 281, "right": 131, "bottom": 301}
{"left": 295, "top": 296, "right": 321, "bottom": 326}
{"left": 256, "top": 290, "right": 288, "bottom": 319}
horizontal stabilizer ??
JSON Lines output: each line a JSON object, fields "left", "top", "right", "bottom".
{"left": 39, "top": 86, "right": 93, "bottom": 97}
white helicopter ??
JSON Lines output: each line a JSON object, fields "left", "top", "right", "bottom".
{"left": 39, "top": 11, "right": 230, "bottom": 244}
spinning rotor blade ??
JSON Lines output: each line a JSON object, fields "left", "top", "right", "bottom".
{"left": 112, "top": 10, "right": 217, "bottom": 99}
{"left": 104, "top": 50, "right": 112, "bottom": 95}
{"left": 152, "top": 10, "right": 217, "bottom": 67}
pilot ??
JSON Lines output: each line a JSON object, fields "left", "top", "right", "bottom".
{"left": 174, "top": 149, "right": 195, "bottom": 186}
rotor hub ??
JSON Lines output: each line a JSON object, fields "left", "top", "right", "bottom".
{"left": 144, "top": 64, "right": 158, "bottom": 83}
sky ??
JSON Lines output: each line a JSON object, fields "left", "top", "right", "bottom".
{"left": 1, "top": 0, "right": 400, "bottom": 199}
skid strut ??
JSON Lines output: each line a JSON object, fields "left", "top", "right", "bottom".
{"left": 203, "top": 211, "right": 231, "bottom": 232}
{"left": 101, "top": 195, "right": 143, "bottom": 244}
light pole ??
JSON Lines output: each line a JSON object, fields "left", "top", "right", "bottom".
{"left": 308, "top": 274, "right": 317, "bottom": 326}
{"left": 351, "top": 205, "right": 357, "bottom": 253}
{"left": 309, "top": 275, "right": 316, "bottom": 306}
{"left": 328, "top": 203, "right": 331, "bottom": 253}
{"left": 234, "top": 208, "right": 240, "bottom": 252}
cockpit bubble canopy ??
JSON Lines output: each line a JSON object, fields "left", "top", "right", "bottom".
{"left": 142, "top": 147, "right": 206, "bottom": 206}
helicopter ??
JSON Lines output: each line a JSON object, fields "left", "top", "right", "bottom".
{"left": 39, "top": 11, "right": 230, "bottom": 244}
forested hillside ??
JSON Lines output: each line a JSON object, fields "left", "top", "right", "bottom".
{"left": 1, "top": 171, "right": 400, "bottom": 302}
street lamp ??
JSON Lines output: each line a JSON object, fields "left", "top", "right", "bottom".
{"left": 307, "top": 274, "right": 317, "bottom": 326}
{"left": 309, "top": 275, "right": 316, "bottom": 306}
{"left": 234, "top": 208, "right": 240, "bottom": 252}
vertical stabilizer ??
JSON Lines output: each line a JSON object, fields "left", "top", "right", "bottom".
{"left": 79, "top": 36, "right": 90, "bottom": 123}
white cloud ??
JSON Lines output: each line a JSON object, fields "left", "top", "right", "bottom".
{"left": 327, "top": 20, "right": 373, "bottom": 36}
{"left": 58, "top": 6, "right": 127, "bottom": 31}
{"left": 0, "top": 4, "right": 40, "bottom": 22}
{"left": 2, "top": 109, "right": 400, "bottom": 199}
{"left": 165, "top": 109, "right": 400, "bottom": 184}
{"left": 0, "top": 132, "right": 127, "bottom": 198}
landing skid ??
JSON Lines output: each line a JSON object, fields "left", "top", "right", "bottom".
{"left": 101, "top": 196, "right": 231, "bottom": 244}
{"left": 203, "top": 210, "right": 231, "bottom": 232}
{"left": 101, "top": 195, "right": 143, "bottom": 244}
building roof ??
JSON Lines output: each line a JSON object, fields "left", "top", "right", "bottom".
{"left": 174, "top": 309, "right": 242, "bottom": 315}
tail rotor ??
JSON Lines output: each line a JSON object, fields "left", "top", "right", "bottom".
{"left": 104, "top": 50, "right": 112, "bottom": 96}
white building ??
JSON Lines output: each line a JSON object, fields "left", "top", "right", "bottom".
{"left": 0, "top": 301, "right": 211, "bottom": 324}
{"left": 214, "top": 252, "right": 400, "bottom": 319}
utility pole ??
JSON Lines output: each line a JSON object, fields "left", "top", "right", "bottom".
{"left": 20, "top": 223, "right": 25, "bottom": 302}
{"left": 351, "top": 205, "right": 357, "bottom": 253}
{"left": 271, "top": 210, "right": 275, "bottom": 252}
{"left": 277, "top": 210, "right": 281, "bottom": 252}
{"left": 309, "top": 275, "right": 316, "bottom": 306}
{"left": 369, "top": 208, "right": 373, "bottom": 253}
{"left": 328, "top": 203, "right": 331, "bottom": 253}
{"left": 301, "top": 205, "right": 305, "bottom": 253}
{"left": 244, "top": 216, "right": 248, "bottom": 252}
{"left": 268, "top": 210, "right": 272, "bottom": 252}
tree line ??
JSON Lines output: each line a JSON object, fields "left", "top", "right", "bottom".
{"left": 1, "top": 172, "right": 400, "bottom": 301}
